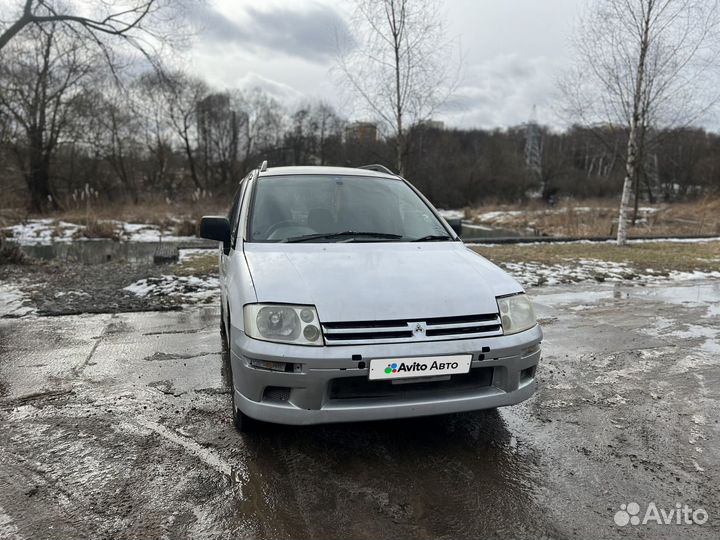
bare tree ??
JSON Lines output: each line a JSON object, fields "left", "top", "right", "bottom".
{"left": 235, "top": 88, "right": 285, "bottom": 172}
{"left": 0, "top": 22, "right": 95, "bottom": 211}
{"left": 0, "top": 0, "right": 184, "bottom": 61}
{"left": 196, "top": 92, "right": 241, "bottom": 188}
{"left": 561, "top": 0, "right": 720, "bottom": 244}
{"left": 164, "top": 72, "right": 208, "bottom": 190}
{"left": 311, "top": 102, "right": 344, "bottom": 165}
{"left": 134, "top": 73, "right": 177, "bottom": 193}
{"left": 337, "top": 0, "right": 459, "bottom": 175}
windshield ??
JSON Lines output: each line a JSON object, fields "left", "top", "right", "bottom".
{"left": 248, "top": 175, "right": 451, "bottom": 242}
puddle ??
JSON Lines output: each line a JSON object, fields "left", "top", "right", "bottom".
{"left": 532, "top": 286, "right": 616, "bottom": 307}
{"left": 534, "top": 281, "right": 720, "bottom": 309}
{"left": 18, "top": 240, "right": 212, "bottom": 265}
{"left": 634, "top": 282, "right": 720, "bottom": 305}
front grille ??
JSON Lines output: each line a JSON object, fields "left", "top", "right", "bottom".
{"left": 328, "top": 367, "right": 494, "bottom": 401}
{"left": 322, "top": 313, "right": 502, "bottom": 345}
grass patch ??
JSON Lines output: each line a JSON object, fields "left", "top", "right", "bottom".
{"left": 174, "top": 251, "right": 217, "bottom": 276}
{"left": 0, "top": 239, "right": 27, "bottom": 264}
{"left": 468, "top": 196, "right": 720, "bottom": 237}
{"left": 39, "top": 199, "right": 224, "bottom": 229}
{"left": 471, "top": 241, "right": 720, "bottom": 274}
{"left": 79, "top": 219, "right": 120, "bottom": 240}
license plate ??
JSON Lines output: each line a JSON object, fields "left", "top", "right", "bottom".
{"left": 368, "top": 355, "right": 472, "bottom": 380}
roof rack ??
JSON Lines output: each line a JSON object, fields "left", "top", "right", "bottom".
{"left": 259, "top": 160, "right": 268, "bottom": 172}
{"left": 358, "top": 164, "right": 395, "bottom": 175}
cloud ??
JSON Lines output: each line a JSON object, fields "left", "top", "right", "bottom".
{"left": 186, "top": 0, "right": 578, "bottom": 129}
{"left": 438, "top": 54, "right": 566, "bottom": 129}
{"left": 193, "top": 2, "right": 351, "bottom": 63}
{"left": 235, "top": 72, "right": 303, "bottom": 103}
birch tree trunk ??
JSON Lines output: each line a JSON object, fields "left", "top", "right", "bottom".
{"left": 617, "top": 126, "right": 638, "bottom": 244}
{"left": 562, "top": 0, "right": 720, "bottom": 245}
{"left": 617, "top": 1, "right": 653, "bottom": 245}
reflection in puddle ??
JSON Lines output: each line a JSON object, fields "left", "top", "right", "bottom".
{"left": 236, "top": 409, "right": 554, "bottom": 539}
{"left": 217, "top": 345, "right": 554, "bottom": 538}
{"left": 535, "top": 281, "right": 720, "bottom": 309}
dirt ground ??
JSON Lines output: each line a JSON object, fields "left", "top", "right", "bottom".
{"left": 0, "top": 280, "right": 718, "bottom": 539}
{"left": 0, "top": 250, "right": 219, "bottom": 316}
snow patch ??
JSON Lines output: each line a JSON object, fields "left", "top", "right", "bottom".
{"left": 498, "top": 258, "right": 720, "bottom": 288}
{"left": 3, "top": 219, "right": 197, "bottom": 246}
{"left": 120, "top": 222, "right": 196, "bottom": 243}
{"left": 123, "top": 275, "right": 219, "bottom": 304}
{"left": 4, "top": 219, "right": 81, "bottom": 245}
{"left": 474, "top": 210, "right": 526, "bottom": 224}
{"left": 437, "top": 209, "right": 465, "bottom": 220}
{"left": 471, "top": 206, "right": 659, "bottom": 225}
{"left": 179, "top": 248, "right": 215, "bottom": 263}
{"left": 0, "top": 283, "right": 35, "bottom": 318}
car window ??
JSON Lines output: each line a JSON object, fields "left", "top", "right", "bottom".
{"left": 248, "top": 175, "right": 449, "bottom": 242}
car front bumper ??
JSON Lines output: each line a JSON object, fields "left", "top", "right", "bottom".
{"left": 230, "top": 324, "right": 542, "bottom": 425}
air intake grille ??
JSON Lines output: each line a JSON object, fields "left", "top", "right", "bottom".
{"left": 322, "top": 313, "right": 502, "bottom": 345}
{"left": 262, "top": 386, "right": 291, "bottom": 402}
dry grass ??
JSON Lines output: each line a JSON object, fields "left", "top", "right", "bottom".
{"left": 469, "top": 197, "right": 720, "bottom": 237}
{"left": 53, "top": 199, "right": 226, "bottom": 228}
{"left": 472, "top": 241, "right": 720, "bottom": 274}
{"left": 175, "top": 251, "right": 217, "bottom": 276}
{"left": 79, "top": 219, "right": 120, "bottom": 240}
{"left": 0, "top": 239, "right": 27, "bottom": 264}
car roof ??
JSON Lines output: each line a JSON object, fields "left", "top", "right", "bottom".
{"left": 258, "top": 166, "right": 400, "bottom": 180}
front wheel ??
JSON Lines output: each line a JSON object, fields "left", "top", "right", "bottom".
{"left": 220, "top": 302, "right": 229, "bottom": 349}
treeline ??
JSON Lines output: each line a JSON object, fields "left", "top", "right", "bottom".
{"left": 1, "top": 22, "right": 719, "bottom": 213}
{"left": 407, "top": 124, "right": 720, "bottom": 209}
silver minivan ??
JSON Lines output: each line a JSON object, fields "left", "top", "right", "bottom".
{"left": 200, "top": 164, "right": 542, "bottom": 430}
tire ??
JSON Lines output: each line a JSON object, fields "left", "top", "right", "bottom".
{"left": 223, "top": 310, "right": 256, "bottom": 433}
{"left": 220, "top": 302, "right": 228, "bottom": 348}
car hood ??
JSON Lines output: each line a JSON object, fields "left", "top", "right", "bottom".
{"left": 243, "top": 242, "right": 522, "bottom": 322}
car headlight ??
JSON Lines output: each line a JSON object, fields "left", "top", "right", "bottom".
{"left": 243, "top": 304, "right": 323, "bottom": 346}
{"left": 497, "top": 294, "right": 537, "bottom": 335}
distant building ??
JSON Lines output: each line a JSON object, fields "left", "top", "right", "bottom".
{"left": 196, "top": 94, "right": 238, "bottom": 145}
{"left": 345, "top": 121, "right": 378, "bottom": 143}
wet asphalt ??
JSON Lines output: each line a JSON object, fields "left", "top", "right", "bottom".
{"left": 0, "top": 281, "right": 719, "bottom": 539}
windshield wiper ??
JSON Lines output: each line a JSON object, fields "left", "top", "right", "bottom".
{"left": 284, "top": 231, "right": 403, "bottom": 243}
{"left": 412, "top": 234, "right": 455, "bottom": 242}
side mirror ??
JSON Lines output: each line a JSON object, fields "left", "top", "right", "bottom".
{"left": 200, "top": 216, "right": 231, "bottom": 254}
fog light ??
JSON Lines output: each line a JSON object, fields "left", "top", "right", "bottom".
{"left": 249, "top": 359, "right": 288, "bottom": 372}
{"left": 303, "top": 324, "right": 320, "bottom": 341}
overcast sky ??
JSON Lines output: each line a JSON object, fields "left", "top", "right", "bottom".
{"left": 185, "top": 0, "right": 584, "bottom": 129}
